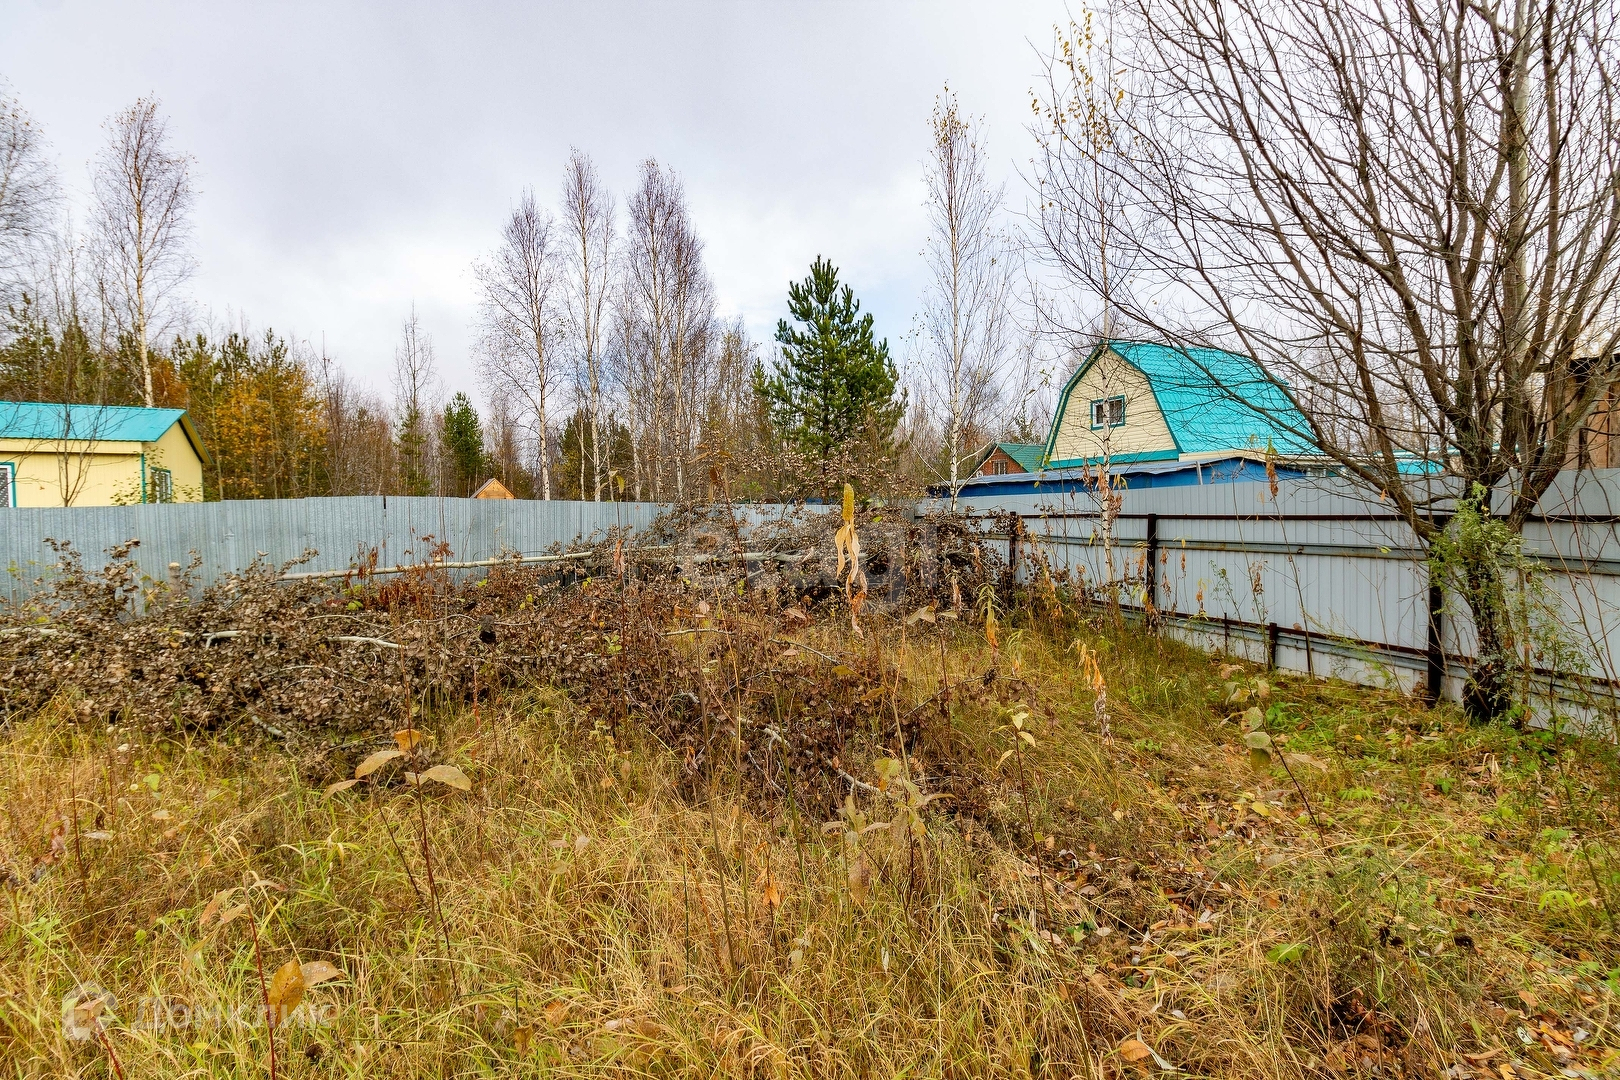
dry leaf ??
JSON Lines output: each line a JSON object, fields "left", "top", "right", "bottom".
{"left": 267, "top": 959, "right": 306, "bottom": 1019}
{"left": 848, "top": 853, "right": 872, "bottom": 904}
{"left": 82, "top": 830, "right": 113, "bottom": 841}
{"left": 393, "top": 728, "right": 426, "bottom": 752}
{"left": 354, "top": 749, "right": 404, "bottom": 779}
{"left": 299, "top": 960, "right": 344, "bottom": 987}
{"left": 419, "top": 764, "right": 472, "bottom": 791}
{"left": 1119, "top": 1037, "right": 1154, "bottom": 1064}
{"left": 151, "top": 808, "right": 172, "bottom": 821}
{"left": 513, "top": 1024, "right": 534, "bottom": 1055}
{"left": 215, "top": 903, "right": 250, "bottom": 928}
{"left": 905, "top": 606, "right": 937, "bottom": 625}
{"left": 324, "top": 779, "right": 360, "bottom": 797}
{"left": 543, "top": 1000, "right": 569, "bottom": 1027}
{"left": 756, "top": 866, "right": 784, "bottom": 910}
{"left": 199, "top": 887, "right": 237, "bottom": 927}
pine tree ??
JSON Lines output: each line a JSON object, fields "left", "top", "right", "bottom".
{"left": 395, "top": 405, "right": 432, "bottom": 496}
{"left": 442, "top": 392, "right": 485, "bottom": 497}
{"left": 754, "top": 257, "right": 903, "bottom": 479}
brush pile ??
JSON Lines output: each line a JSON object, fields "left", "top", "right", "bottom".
{"left": 0, "top": 507, "right": 1010, "bottom": 802}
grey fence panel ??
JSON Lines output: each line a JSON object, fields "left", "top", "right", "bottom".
{"left": 0, "top": 497, "right": 677, "bottom": 601}
{"left": 937, "top": 472, "right": 1620, "bottom": 722}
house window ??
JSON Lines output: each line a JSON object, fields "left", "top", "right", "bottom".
{"left": 150, "top": 467, "right": 173, "bottom": 504}
{"left": 1090, "top": 396, "right": 1126, "bottom": 429}
{"left": 990, "top": 459, "right": 1010, "bottom": 475}
{"left": 0, "top": 462, "right": 13, "bottom": 507}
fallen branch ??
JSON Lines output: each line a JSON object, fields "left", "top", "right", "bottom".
{"left": 331, "top": 636, "right": 402, "bottom": 650}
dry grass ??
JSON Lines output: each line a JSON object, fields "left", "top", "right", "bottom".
{"left": 2, "top": 602, "right": 1617, "bottom": 1079}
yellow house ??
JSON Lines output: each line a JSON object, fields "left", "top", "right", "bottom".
{"left": 1043, "top": 341, "right": 1318, "bottom": 468}
{"left": 0, "top": 401, "right": 210, "bottom": 507}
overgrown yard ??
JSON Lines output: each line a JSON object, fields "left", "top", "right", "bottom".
{"left": 1, "top": 518, "right": 1617, "bottom": 1078}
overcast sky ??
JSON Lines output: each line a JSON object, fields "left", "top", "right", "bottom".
{"left": 1, "top": 1, "right": 1069, "bottom": 403}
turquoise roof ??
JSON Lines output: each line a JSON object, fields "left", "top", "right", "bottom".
{"left": 0, "top": 401, "right": 208, "bottom": 462}
{"left": 1048, "top": 341, "right": 1317, "bottom": 462}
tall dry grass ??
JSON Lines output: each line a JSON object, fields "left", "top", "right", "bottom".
{"left": 2, "top": 609, "right": 1616, "bottom": 1078}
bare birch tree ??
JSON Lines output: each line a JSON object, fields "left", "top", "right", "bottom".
{"left": 621, "top": 159, "right": 715, "bottom": 501}
{"left": 393, "top": 306, "right": 440, "bottom": 496}
{"left": 561, "top": 151, "right": 614, "bottom": 501}
{"left": 476, "top": 190, "right": 561, "bottom": 499}
{"left": 1035, "top": 0, "right": 1620, "bottom": 717}
{"left": 919, "top": 86, "right": 1016, "bottom": 503}
{"left": 92, "top": 98, "right": 194, "bottom": 408}
{"left": 0, "top": 83, "right": 57, "bottom": 297}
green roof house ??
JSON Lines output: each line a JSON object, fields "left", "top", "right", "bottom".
{"left": 0, "top": 401, "right": 209, "bottom": 507}
{"left": 970, "top": 442, "right": 1047, "bottom": 477}
{"left": 1043, "top": 341, "right": 1316, "bottom": 469}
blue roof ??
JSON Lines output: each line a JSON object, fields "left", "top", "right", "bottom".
{"left": 935, "top": 455, "right": 1317, "bottom": 498}
{"left": 1053, "top": 341, "right": 1318, "bottom": 461}
{"left": 0, "top": 401, "right": 206, "bottom": 460}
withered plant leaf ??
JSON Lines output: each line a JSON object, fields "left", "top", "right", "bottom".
{"left": 324, "top": 779, "right": 360, "bottom": 797}
{"left": 847, "top": 853, "right": 872, "bottom": 904}
{"left": 393, "top": 728, "right": 426, "bottom": 752}
{"left": 1118, "top": 1038, "right": 1153, "bottom": 1063}
{"left": 755, "top": 866, "right": 784, "bottom": 910}
{"left": 299, "top": 960, "right": 344, "bottom": 987}
{"left": 355, "top": 749, "right": 404, "bottom": 779}
{"left": 419, "top": 764, "right": 472, "bottom": 791}
{"left": 215, "top": 903, "right": 250, "bottom": 928}
{"left": 267, "top": 959, "right": 306, "bottom": 1016}
{"left": 199, "top": 887, "right": 237, "bottom": 927}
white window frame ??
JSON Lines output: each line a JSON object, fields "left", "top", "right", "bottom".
{"left": 1090, "top": 395, "right": 1126, "bottom": 429}
{"left": 0, "top": 462, "right": 13, "bottom": 507}
{"left": 150, "top": 466, "right": 173, "bottom": 504}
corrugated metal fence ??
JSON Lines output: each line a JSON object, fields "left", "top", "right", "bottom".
{"left": 8, "top": 482, "right": 1618, "bottom": 722}
{"left": 936, "top": 470, "right": 1620, "bottom": 725}
{"left": 0, "top": 497, "right": 679, "bottom": 600}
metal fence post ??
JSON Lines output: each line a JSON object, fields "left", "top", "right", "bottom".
{"left": 1144, "top": 513, "right": 1159, "bottom": 628}
{"left": 1425, "top": 514, "right": 1450, "bottom": 705}
{"left": 1426, "top": 581, "right": 1446, "bottom": 704}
